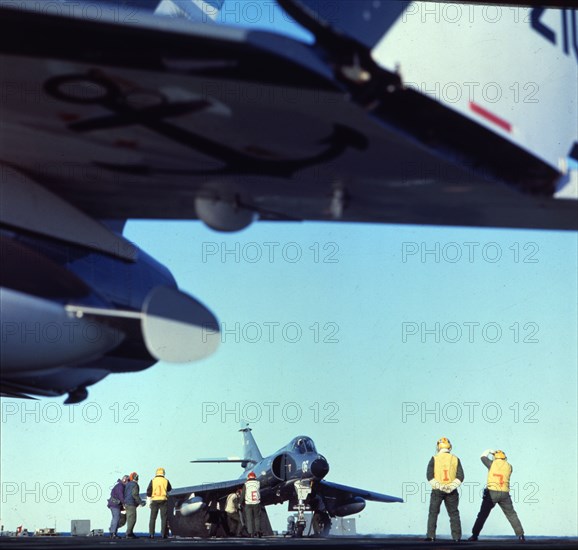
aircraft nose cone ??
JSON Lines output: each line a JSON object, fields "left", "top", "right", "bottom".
{"left": 311, "top": 456, "right": 329, "bottom": 479}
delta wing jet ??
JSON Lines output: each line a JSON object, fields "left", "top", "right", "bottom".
{"left": 1, "top": 0, "right": 576, "bottom": 401}
{"left": 164, "top": 424, "right": 402, "bottom": 537}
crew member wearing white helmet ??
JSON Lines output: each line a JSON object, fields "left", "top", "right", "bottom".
{"left": 146, "top": 467, "right": 172, "bottom": 539}
{"left": 425, "top": 437, "right": 464, "bottom": 542}
{"left": 468, "top": 449, "right": 525, "bottom": 542}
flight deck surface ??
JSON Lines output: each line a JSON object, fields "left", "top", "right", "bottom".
{"left": 0, "top": 537, "right": 576, "bottom": 550}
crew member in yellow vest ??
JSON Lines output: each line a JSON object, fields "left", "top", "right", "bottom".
{"left": 425, "top": 437, "right": 464, "bottom": 542}
{"left": 468, "top": 450, "right": 525, "bottom": 542}
{"left": 146, "top": 467, "right": 173, "bottom": 539}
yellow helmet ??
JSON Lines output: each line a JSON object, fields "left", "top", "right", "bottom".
{"left": 156, "top": 467, "right": 165, "bottom": 476}
{"left": 437, "top": 437, "right": 452, "bottom": 451}
{"left": 494, "top": 450, "right": 506, "bottom": 460}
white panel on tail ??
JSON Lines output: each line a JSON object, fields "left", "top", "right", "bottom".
{"left": 154, "top": 0, "right": 224, "bottom": 22}
{"left": 371, "top": 3, "right": 578, "bottom": 174}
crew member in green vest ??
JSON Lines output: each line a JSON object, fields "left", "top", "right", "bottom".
{"left": 425, "top": 436, "right": 464, "bottom": 542}
{"left": 468, "top": 449, "right": 525, "bottom": 542}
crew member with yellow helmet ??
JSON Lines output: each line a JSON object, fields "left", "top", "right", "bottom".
{"left": 146, "top": 467, "right": 172, "bottom": 539}
{"left": 468, "top": 449, "right": 525, "bottom": 542}
{"left": 425, "top": 437, "right": 464, "bottom": 542}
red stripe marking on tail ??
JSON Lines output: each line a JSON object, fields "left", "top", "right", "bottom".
{"left": 469, "top": 102, "right": 512, "bottom": 133}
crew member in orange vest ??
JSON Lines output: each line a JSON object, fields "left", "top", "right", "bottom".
{"left": 146, "top": 467, "right": 172, "bottom": 539}
{"left": 468, "top": 449, "right": 525, "bottom": 542}
{"left": 425, "top": 437, "right": 464, "bottom": 542}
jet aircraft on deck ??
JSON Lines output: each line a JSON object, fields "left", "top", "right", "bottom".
{"left": 162, "top": 424, "right": 402, "bottom": 537}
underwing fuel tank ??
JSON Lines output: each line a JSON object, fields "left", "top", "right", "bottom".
{"left": 65, "top": 285, "right": 221, "bottom": 364}
{"left": 176, "top": 496, "right": 205, "bottom": 516}
{"left": 333, "top": 496, "right": 366, "bottom": 517}
{"left": 0, "top": 165, "right": 221, "bottom": 401}
{"left": 0, "top": 287, "right": 122, "bottom": 374}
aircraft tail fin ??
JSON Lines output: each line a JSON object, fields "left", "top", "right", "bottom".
{"left": 277, "top": 0, "right": 409, "bottom": 49}
{"left": 190, "top": 422, "right": 262, "bottom": 467}
{"left": 240, "top": 422, "right": 263, "bottom": 466}
{"left": 153, "top": 0, "right": 225, "bottom": 22}
{"left": 281, "top": 1, "right": 578, "bottom": 187}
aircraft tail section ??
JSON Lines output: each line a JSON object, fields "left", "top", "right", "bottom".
{"left": 280, "top": 0, "right": 577, "bottom": 193}
{"left": 240, "top": 423, "right": 263, "bottom": 467}
{"left": 153, "top": 0, "right": 225, "bottom": 22}
{"left": 371, "top": 4, "right": 578, "bottom": 178}
{"left": 190, "top": 423, "right": 262, "bottom": 466}
{"left": 278, "top": 0, "right": 409, "bottom": 49}
{"left": 115, "top": 0, "right": 224, "bottom": 22}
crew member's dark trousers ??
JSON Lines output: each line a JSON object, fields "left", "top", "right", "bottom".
{"left": 472, "top": 489, "right": 524, "bottom": 537}
{"left": 125, "top": 505, "right": 137, "bottom": 536}
{"left": 219, "top": 512, "right": 231, "bottom": 536}
{"left": 118, "top": 511, "right": 127, "bottom": 529}
{"left": 312, "top": 511, "right": 331, "bottom": 536}
{"left": 227, "top": 512, "right": 240, "bottom": 536}
{"left": 208, "top": 511, "right": 230, "bottom": 537}
{"left": 244, "top": 504, "right": 261, "bottom": 536}
{"left": 149, "top": 500, "right": 167, "bottom": 536}
{"left": 427, "top": 489, "right": 461, "bottom": 540}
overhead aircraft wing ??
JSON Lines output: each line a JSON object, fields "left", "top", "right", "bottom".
{"left": 317, "top": 479, "right": 403, "bottom": 504}
{"left": 1, "top": 2, "right": 576, "bottom": 230}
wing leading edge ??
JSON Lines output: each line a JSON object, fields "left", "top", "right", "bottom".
{"left": 168, "top": 478, "right": 243, "bottom": 499}
{"left": 318, "top": 479, "right": 403, "bottom": 504}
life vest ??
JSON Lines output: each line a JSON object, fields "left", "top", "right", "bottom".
{"left": 225, "top": 492, "right": 238, "bottom": 513}
{"left": 487, "top": 459, "right": 511, "bottom": 492}
{"left": 151, "top": 476, "right": 169, "bottom": 501}
{"left": 433, "top": 452, "right": 458, "bottom": 483}
{"left": 244, "top": 479, "right": 261, "bottom": 504}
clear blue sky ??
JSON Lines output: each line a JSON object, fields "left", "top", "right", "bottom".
{"left": 1, "top": 0, "right": 577, "bottom": 539}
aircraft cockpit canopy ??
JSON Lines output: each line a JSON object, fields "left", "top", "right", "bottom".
{"left": 293, "top": 437, "right": 316, "bottom": 454}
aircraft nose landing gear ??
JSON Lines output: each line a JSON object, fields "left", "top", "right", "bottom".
{"left": 291, "top": 479, "right": 312, "bottom": 537}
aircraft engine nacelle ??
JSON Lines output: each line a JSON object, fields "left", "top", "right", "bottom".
{"left": 176, "top": 496, "right": 205, "bottom": 516}
{"left": 272, "top": 453, "right": 294, "bottom": 481}
{"left": 333, "top": 496, "right": 366, "bottom": 517}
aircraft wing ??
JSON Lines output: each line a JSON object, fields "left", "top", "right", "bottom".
{"left": 1, "top": 2, "right": 576, "bottom": 230}
{"left": 190, "top": 457, "right": 247, "bottom": 464}
{"left": 169, "top": 479, "right": 243, "bottom": 500}
{"left": 317, "top": 479, "right": 403, "bottom": 504}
